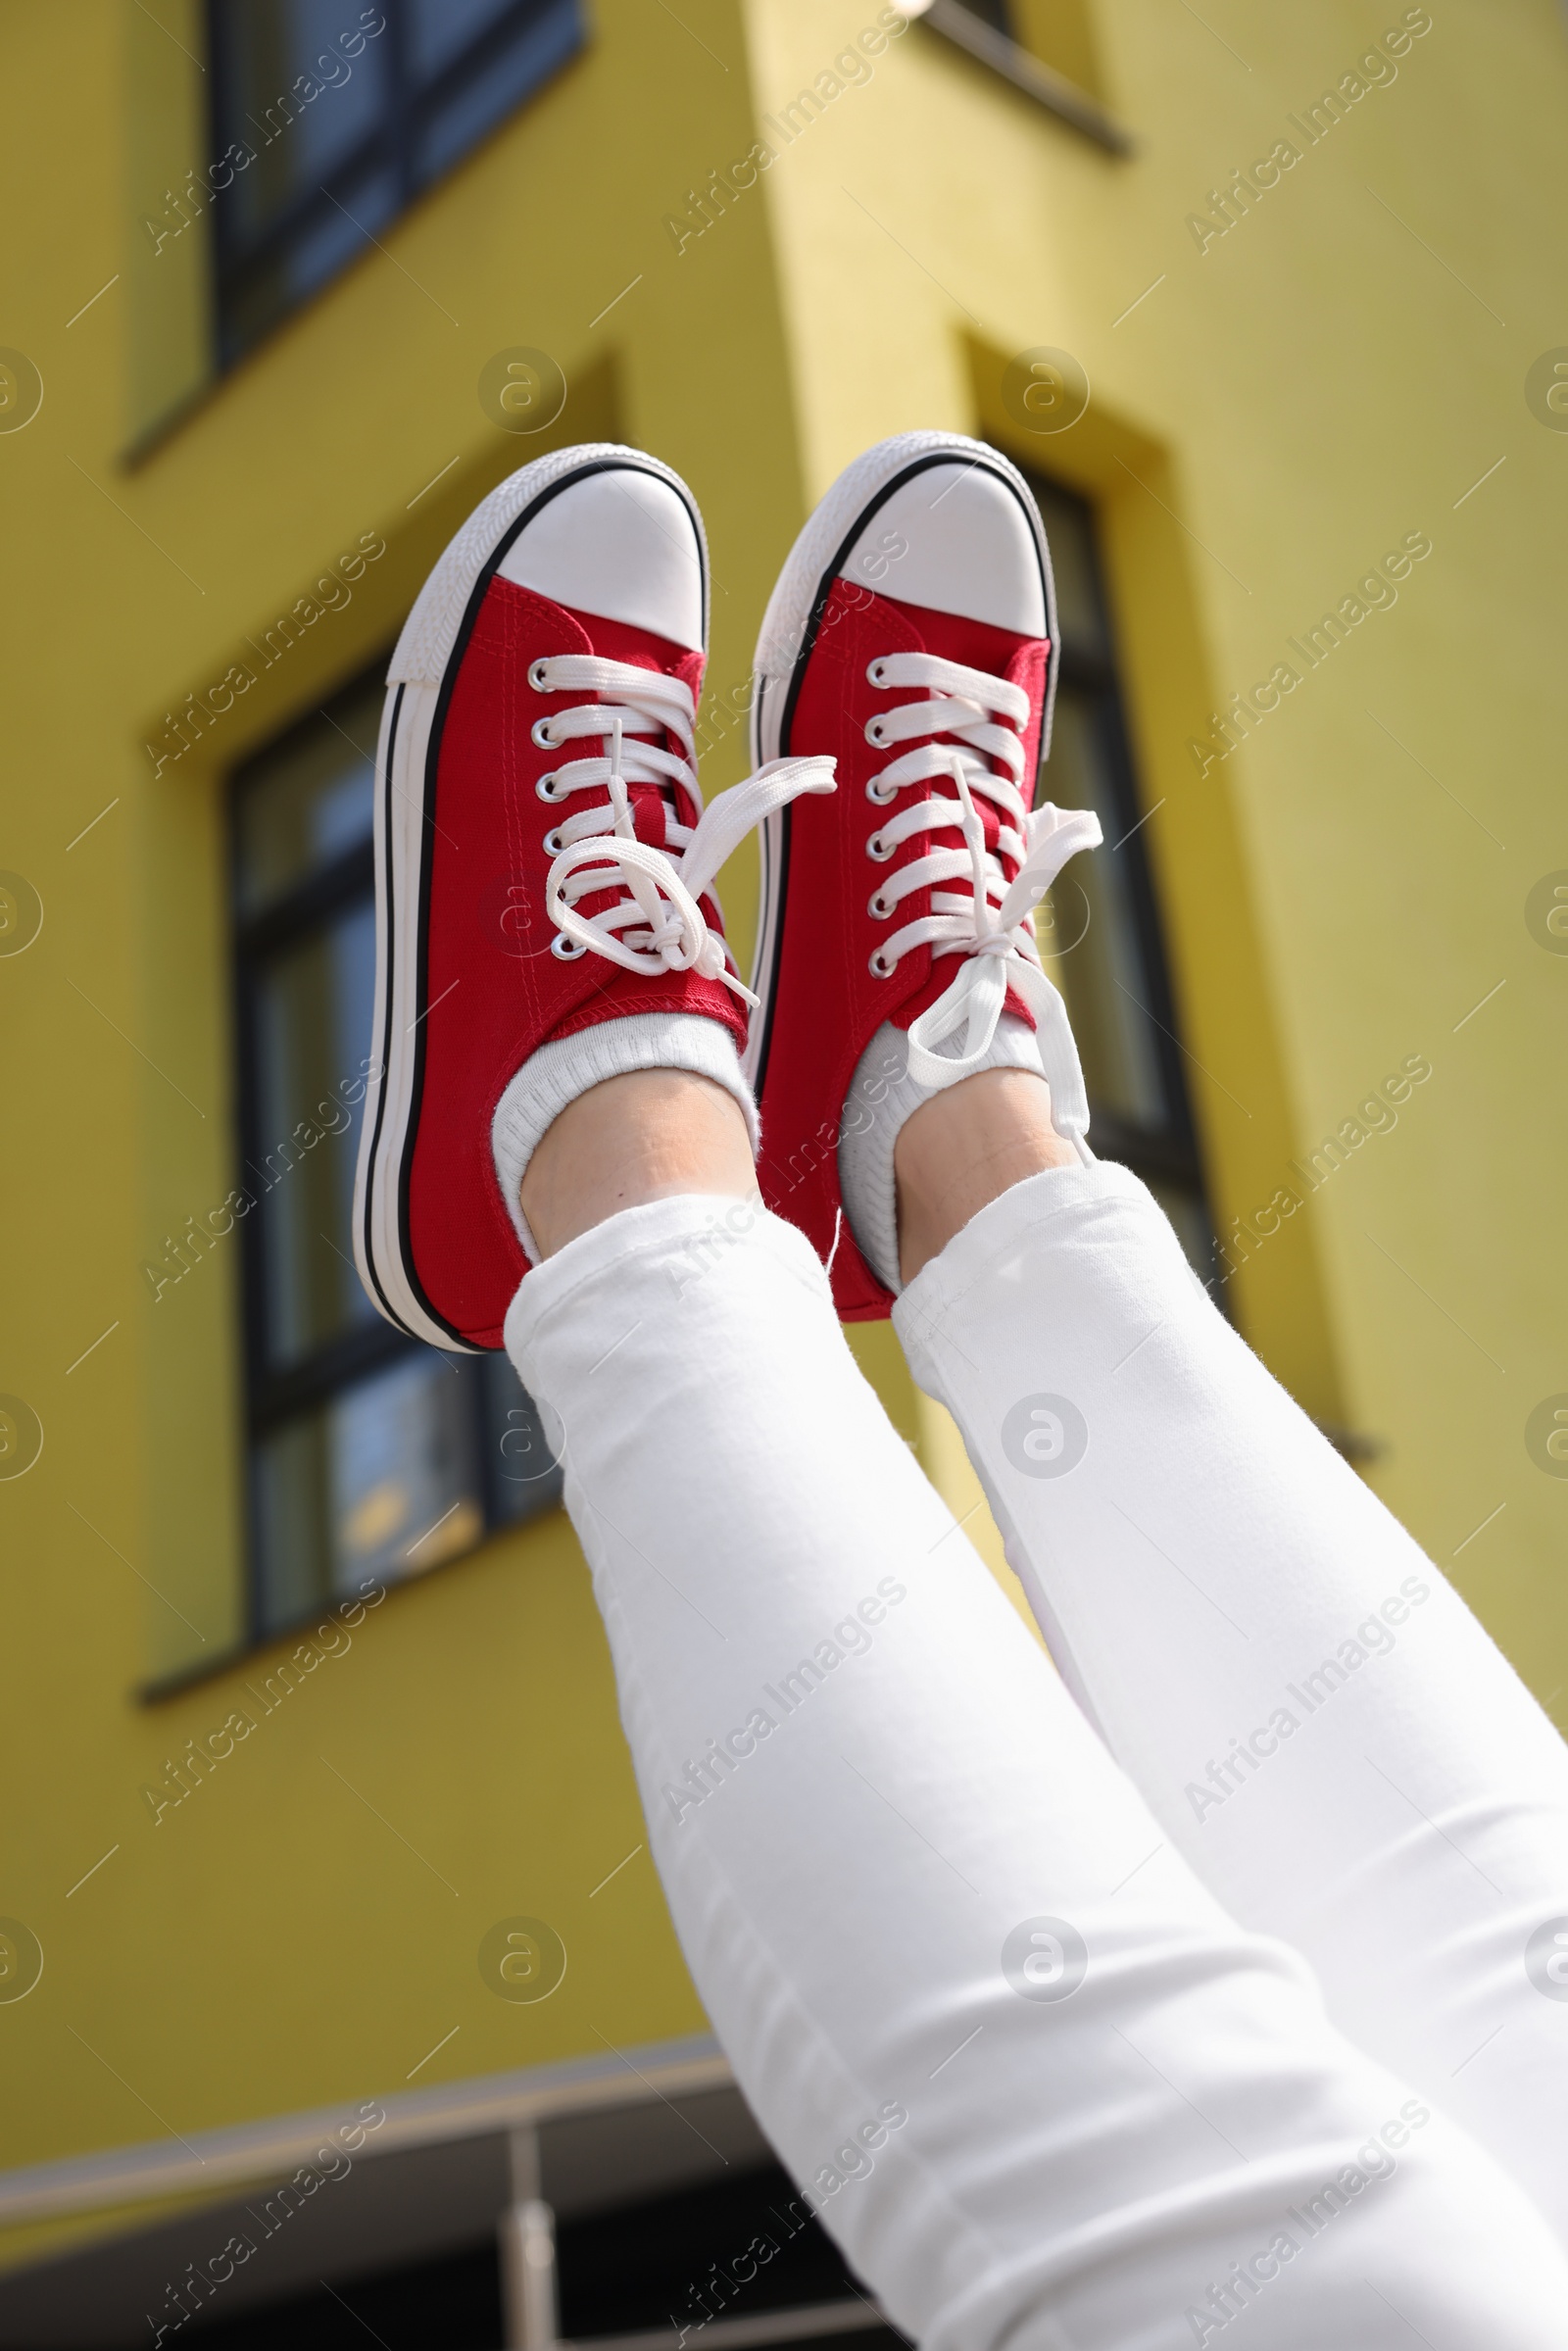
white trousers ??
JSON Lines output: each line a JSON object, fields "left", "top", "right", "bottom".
{"left": 505, "top": 1165, "right": 1568, "bottom": 2350}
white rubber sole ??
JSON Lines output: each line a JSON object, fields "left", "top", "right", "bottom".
{"left": 742, "top": 432, "right": 1057, "bottom": 1096}
{"left": 355, "top": 673, "right": 456, "bottom": 1347}
{"left": 352, "top": 443, "right": 709, "bottom": 1349}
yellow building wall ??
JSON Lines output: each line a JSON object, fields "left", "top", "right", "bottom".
{"left": 1, "top": 0, "right": 805, "bottom": 2267}
{"left": 742, "top": 0, "right": 1568, "bottom": 1665}
{"left": 2, "top": 0, "right": 1565, "bottom": 2272}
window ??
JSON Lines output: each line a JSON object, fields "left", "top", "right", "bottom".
{"left": 1021, "top": 469, "right": 1217, "bottom": 1281}
{"left": 921, "top": 0, "right": 1118, "bottom": 139}
{"left": 232, "top": 670, "right": 561, "bottom": 1641}
{"left": 207, "top": 0, "right": 586, "bottom": 364}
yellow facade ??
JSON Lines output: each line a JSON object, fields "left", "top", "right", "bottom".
{"left": 3, "top": 0, "right": 1565, "bottom": 2316}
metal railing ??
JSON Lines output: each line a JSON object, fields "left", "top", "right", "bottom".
{"left": 497, "top": 2125, "right": 897, "bottom": 2351}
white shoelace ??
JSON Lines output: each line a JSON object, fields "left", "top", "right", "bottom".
{"left": 860, "top": 651, "right": 1102, "bottom": 1089}
{"left": 534, "top": 655, "right": 834, "bottom": 1001}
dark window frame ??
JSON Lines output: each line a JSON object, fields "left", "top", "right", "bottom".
{"left": 1020, "top": 463, "right": 1217, "bottom": 1268}
{"left": 229, "top": 667, "right": 561, "bottom": 1650}
{"left": 206, "top": 0, "right": 587, "bottom": 367}
{"left": 917, "top": 1, "right": 1130, "bottom": 154}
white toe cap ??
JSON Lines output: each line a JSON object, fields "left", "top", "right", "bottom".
{"left": 499, "top": 466, "right": 705, "bottom": 651}
{"left": 839, "top": 460, "right": 1047, "bottom": 637}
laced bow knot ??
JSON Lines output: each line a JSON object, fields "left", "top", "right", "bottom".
{"left": 533, "top": 653, "right": 834, "bottom": 1002}
{"left": 904, "top": 796, "right": 1103, "bottom": 1086}
{"left": 551, "top": 829, "right": 730, "bottom": 983}
{"left": 858, "top": 653, "right": 1102, "bottom": 1092}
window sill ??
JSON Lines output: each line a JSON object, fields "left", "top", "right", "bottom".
{"left": 135, "top": 1495, "right": 564, "bottom": 1705}
{"left": 916, "top": 1, "right": 1132, "bottom": 156}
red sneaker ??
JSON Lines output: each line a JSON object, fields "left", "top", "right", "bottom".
{"left": 746, "top": 432, "right": 1102, "bottom": 1319}
{"left": 354, "top": 444, "right": 831, "bottom": 1349}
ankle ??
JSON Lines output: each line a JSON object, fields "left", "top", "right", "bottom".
{"left": 894, "top": 1067, "right": 1075, "bottom": 1284}
{"left": 519, "top": 1069, "right": 757, "bottom": 1258}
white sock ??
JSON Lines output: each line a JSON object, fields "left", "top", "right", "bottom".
{"left": 839, "top": 1013, "right": 1079, "bottom": 1295}
{"left": 492, "top": 1011, "right": 758, "bottom": 1262}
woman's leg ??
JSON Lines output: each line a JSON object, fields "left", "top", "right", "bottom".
{"left": 891, "top": 1083, "right": 1568, "bottom": 2252}
{"left": 504, "top": 1073, "right": 1568, "bottom": 2350}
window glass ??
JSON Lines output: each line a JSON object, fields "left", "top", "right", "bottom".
{"left": 406, "top": 0, "right": 517, "bottom": 76}
{"left": 1010, "top": 461, "right": 1216, "bottom": 1286}
{"left": 236, "top": 681, "right": 376, "bottom": 911}
{"left": 215, "top": 3, "right": 392, "bottom": 243}
{"left": 416, "top": 11, "right": 584, "bottom": 181}
{"left": 483, "top": 1355, "right": 564, "bottom": 1524}
{"left": 278, "top": 157, "right": 400, "bottom": 302}
{"left": 223, "top": 161, "right": 403, "bottom": 356}
{"left": 1036, "top": 691, "right": 1166, "bottom": 1128}
{"left": 255, "top": 1351, "right": 486, "bottom": 1620}
{"left": 1031, "top": 475, "right": 1108, "bottom": 659}
{"left": 250, "top": 904, "right": 378, "bottom": 1366}
{"left": 234, "top": 668, "right": 562, "bottom": 1642}
{"left": 208, "top": 1, "right": 586, "bottom": 363}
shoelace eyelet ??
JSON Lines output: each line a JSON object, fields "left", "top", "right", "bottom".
{"left": 528, "top": 659, "right": 554, "bottom": 693}
{"left": 864, "top": 830, "right": 894, "bottom": 862}
{"left": 866, "top": 660, "right": 890, "bottom": 687}
{"left": 868, "top": 948, "right": 894, "bottom": 980}
{"left": 864, "top": 716, "right": 890, "bottom": 747}
{"left": 551, "top": 933, "right": 587, "bottom": 960}
{"left": 531, "top": 716, "right": 559, "bottom": 751}
{"left": 535, "top": 772, "right": 564, "bottom": 802}
{"left": 867, "top": 888, "right": 895, "bottom": 920}
{"left": 865, "top": 777, "right": 898, "bottom": 805}
{"left": 543, "top": 827, "right": 566, "bottom": 857}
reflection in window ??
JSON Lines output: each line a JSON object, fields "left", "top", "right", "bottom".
{"left": 233, "top": 669, "right": 561, "bottom": 1641}
{"left": 207, "top": 0, "right": 586, "bottom": 364}
{"left": 1021, "top": 468, "right": 1216, "bottom": 1282}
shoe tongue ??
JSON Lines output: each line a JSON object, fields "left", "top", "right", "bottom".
{"left": 559, "top": 606, "right": 705, "bottom": 702}
{"left": 872, "top": 588, "right": 1039, "bottom": 675}
{"left": 627, "top": 784, "right": 673, "bottom": 849}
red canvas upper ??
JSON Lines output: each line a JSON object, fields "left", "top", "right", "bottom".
{"left": 405, "top": 577, "right": 741, "bottom": 1347}
{"left": 756, "top": 579, "right": 1051, "bottom": 1319}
